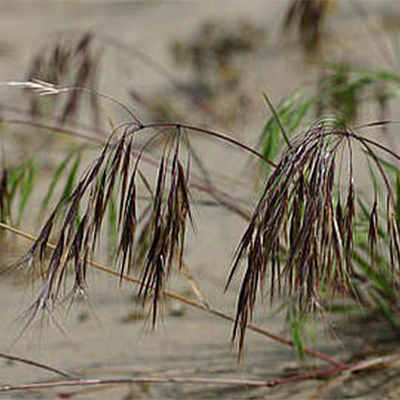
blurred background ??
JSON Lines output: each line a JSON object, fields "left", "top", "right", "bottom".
{"left": 1, "top": 1, "right": 400, "bottom": 399}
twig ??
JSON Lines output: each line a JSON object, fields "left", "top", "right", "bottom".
{"left": 0, "top": 356, "right": 389, "bottom": 393}
{"left": 180, "top": 262, "right": 211, "bottom": 308}
{"left": 1, "top": 354, "right": 397, "bottom": 393}
{"left": 0, "top": 374, "right": 321, "bottom": 392}
{"left": 0, "top": 376, "right": 273, "bottom": 392}
{"left": 141, "top": 122, "right": 276, "bottom": 167}
{"left": 0, "top": 221, "right": 344, "bottom": 367}
{"left": 0, "top": 352, "right": 75, "bottom": 379}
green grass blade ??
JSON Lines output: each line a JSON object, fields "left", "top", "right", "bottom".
{"left": 263, "top": 92, "right": 292, "bottom": 148}
{"left": 40, "top": 154, "right": 72, "bottom": 216}
{"left": 288, "top": 303, "right": 305, "bottom": 361}
{"left": 60, "top": 153, "right": 81, "bottom": 203}
{"left": 17, "top": 161, "right": 37, "bottom": 226}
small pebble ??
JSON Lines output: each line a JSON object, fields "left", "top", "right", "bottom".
{"left": 169, "top": 302, "right": 185, "bottom": 317}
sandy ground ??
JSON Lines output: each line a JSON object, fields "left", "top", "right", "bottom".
{"left": 1, "top": 1, "right": 400, "bottom": 399}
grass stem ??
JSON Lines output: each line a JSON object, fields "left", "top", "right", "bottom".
{"left": 0, "top": 221, "right": 343, "bottom": 367}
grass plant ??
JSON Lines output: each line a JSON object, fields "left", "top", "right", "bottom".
{"left": 2, "top": 4, "right": 400, "bottom": 397}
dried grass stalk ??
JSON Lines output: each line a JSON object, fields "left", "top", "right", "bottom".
{"left": 14, "top": 124, "right": 193, "bottom": 325}
{"left": 227, "top": 118, "right": 400, "bottom": 355}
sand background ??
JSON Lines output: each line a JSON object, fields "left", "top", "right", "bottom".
{"left": 1, "top": 1, "right": 400, "bottom": 398}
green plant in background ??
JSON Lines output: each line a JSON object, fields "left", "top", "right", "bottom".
{"left": 318, "top": 64, "right": 363, "bottom": 122}
{"left": 39, "top": 149, "right": 82, "bottom": 218}
{"left": 0, "top": 159, "right": 36, "bottom": 226}
{"left": 316, "top": 63, "right": 400, "bottom": 124}
{"left": 258, "top": 91, "right": 313, "bottom": 172}
{"left": 257, "top": 64, "right": 400, "bottom": 177}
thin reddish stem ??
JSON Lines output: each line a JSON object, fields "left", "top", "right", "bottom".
{"left": 141, "top": 122, "right": 276, "bottom": 167}
{"left": 0, "top": 221, "right": 344, "bottom": 368}
{"left": 1, "top": 357, "right": 392, "bottom": 393}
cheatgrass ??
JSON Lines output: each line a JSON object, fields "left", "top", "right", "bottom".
{"left": 2, "top": 77, "right": 400, "bottom": 364}
{"left": 2, "top": 10, "right": 400, "bottom": 394}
